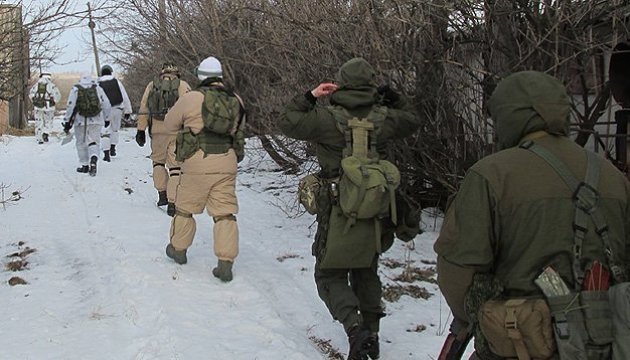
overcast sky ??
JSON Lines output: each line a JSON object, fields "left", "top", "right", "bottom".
{"left": 49, "top": 26, "right": 96, "bottom": 74}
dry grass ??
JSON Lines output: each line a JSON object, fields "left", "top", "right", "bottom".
{"left": 308, "top": 335, "right": 344, "bottom": 360}
{"left": 6, "top": 259, "right": 28, "bottom": 271}
{"left": 394, "top": 266, "right": 437, "bottom": 284}
{"left": 383, "top": 284, "right": 433, "bottom": 302}
{"left": 276, "top": 253, "right": 301, "bottom": 262}
{"left": 7, "top": 247, "right": 36, "bottom": 258}
{"left": 4, "top": 126, "right": 35, "bottom": 136}
{"left": 8, "top": 276, "right": 27, "bottom": 286}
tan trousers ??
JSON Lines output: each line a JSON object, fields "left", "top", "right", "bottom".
{"left": 169, "top": 149, "right": 239, "bottom": 262}
{"left": 149, "top": 120, "right": 180, "bottom": 202}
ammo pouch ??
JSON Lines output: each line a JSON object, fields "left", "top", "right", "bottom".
{"left": 547, "top": 290, "right": 615, "bottom": 360}
{"left": 338, "top": 155, "right": 400, "bottom": 229}
{"left": 298, "top": 174, "right": 321, "bottom": 215}
{"left": 610, "top": 283, "right": 630, "bottom": 360}
{"left": 175, "top": 127, "right": 199, "bottom": 162}
{"left": 479, "top": 298, "right": 556, "bottom": 359}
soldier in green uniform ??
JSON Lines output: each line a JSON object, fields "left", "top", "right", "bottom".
{"left": 435, "top": 71, "right": 630, "bottom": 359}
{"left": 279, "top": 58, "right": 420, "bottom": 360}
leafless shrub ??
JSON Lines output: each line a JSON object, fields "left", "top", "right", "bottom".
{"left": 106, "top": 0, "right": 630, "bottom": 205}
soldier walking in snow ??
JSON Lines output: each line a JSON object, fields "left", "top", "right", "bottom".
{"left": 435, "top": 71, "right": 630, "bottom": 360}
{"left": 279, "top": 58, "right": 420, "bottom": 360}
{"left": 98, "top": 65, "right": 132, "bottom": 161}
{"left": 29, "top": 72, "right": 61, "bottom": 144}
{"left": 163, "top": 56, "right": 246, "bottom": 283}
{"left": 62, "top": 73, "right": 111, "bottom": 176}
{"left": 135, "top": 62, "right": 191, "bottom": 211}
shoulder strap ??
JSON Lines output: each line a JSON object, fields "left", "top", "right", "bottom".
{"left": 520, "top": 140, "right": 626, "bottom": 286}
{"left": 328, "top": 105, "right": 386, "bottom": 159}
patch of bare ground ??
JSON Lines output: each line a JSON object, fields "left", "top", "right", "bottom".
{"left": 6, "top": 259, "right": 28, "bottom": 271}
{"left": 8, "top": 276, "right": 27, "bottom": 286}
{"left": 276, "top": 253, "right": 301, "bottom": 262}
{"left": 308, "top": 335, "right": 344, "bottom": 360}
{"left": 4, "top": 241, "right": 37, "bottom": 285}
{"left": 383, "top": 284, "right": 432, "bottom": 302}
{"left": 394, "top": 266, "right": 437, "bottom": 284}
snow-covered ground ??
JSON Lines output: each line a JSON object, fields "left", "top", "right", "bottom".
{"left": 0, "top": 117, "right": 462, "bottom": 359}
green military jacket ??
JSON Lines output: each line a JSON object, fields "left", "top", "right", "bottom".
{"left": 435, "top": 71, "right": 630, "bottom": 322}
{"left": 279, "top": 58, "right": 419, "bottom": 267}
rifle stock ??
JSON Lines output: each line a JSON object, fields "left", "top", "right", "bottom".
{"left": 438, "top": 320, "right": 473, "bottom": 360}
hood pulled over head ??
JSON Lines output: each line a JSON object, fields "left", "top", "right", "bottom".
{"left": 489, "top": 71, "right": 571, "bottom": 149}
{"left": 335, "top": 57, "right": 376, "bottom": 89}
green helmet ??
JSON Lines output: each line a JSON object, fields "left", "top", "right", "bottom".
{"left": 101, "top": 65, "right": 113, "bottom": 76}
{"left": 161, "top": 62, "right": 179, "bottom": 76}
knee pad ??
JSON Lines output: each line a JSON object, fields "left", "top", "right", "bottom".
{"left": 169, "top": 167, "right": 181, "bottom": 177}
{"left": 88, "top": 142, "right": 97, "bottom": 146}
{"left": 213, "top": 214, "right": 236, "bottom": 223}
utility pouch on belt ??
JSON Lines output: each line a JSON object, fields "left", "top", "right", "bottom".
{"left": 609, "top": 283, "right": 630, "bottom": 360}
{"left": 479, "top": 298, "right": 556, "bottom": 359}
{"left": 175, "top": 127, "right": 199, "bottom": 162}
{"left": 546, "top": 291, "right": 616, "bottom": 360}
{"left": 298, "top": 174, "right": 321, "bottom": 215}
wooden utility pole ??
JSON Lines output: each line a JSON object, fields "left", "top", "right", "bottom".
{"left": 87, "top": 2, "right": 100, "bottom": 76}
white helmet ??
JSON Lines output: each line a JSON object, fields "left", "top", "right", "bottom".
{"left": 196, "top": 56, "right": 222, "bottom": 81}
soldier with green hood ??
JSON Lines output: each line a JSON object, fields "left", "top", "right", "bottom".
{"left": 279, "top": 57, "right": 420, "bottom": 360}
{"left": 435, "top": 71, "right": 630, "bottom": 359}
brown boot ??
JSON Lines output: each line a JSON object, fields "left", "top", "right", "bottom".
{"left": 165, "top": 244, "right": 187, "bottom": 265}
{"left": 212, "top": 260, "right": 233, "bottom": 282}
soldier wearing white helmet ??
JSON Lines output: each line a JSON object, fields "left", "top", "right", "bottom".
{"left": 29, "top": 72, "right": 61, "bottom": 144}
{"left": 163, "top": 56, "right": 246, "bottom": 282}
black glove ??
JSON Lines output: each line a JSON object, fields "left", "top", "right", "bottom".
{"left": 377, "top": 85, "right": 400, "bottom": 105}
{"left": 135, "top": 130, "right": 146, "bottom": 147}
{"left": 104, "top": 121, "right": 110, "bottom": 127}
{"left": 62, "top": 121, "right": 73, "bottom": 134}
{"left": 124, "top": 113, "right": 131, "bottom": 120}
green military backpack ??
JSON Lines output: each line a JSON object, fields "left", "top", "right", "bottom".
{"left": 75, "top": 85, "right": 101, "bottom": 118}
{"left": 330, "top": 105, "right": 401, "bottom": 231}
{"left": 175, "top": 86, "right": 244, "bottom": 162}
{"left": 147, "top": 77, "right": 180, "bottom": 120}
{"left": 32, "top": 83, "right": 48, "bottom": 108}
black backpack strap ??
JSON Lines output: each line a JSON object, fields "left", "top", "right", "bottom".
{"left": 520, "top": 140, "right": 626, "bottom": 286}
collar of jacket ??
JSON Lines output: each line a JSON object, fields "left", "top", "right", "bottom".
{"left": 519, "top": 130, "right": 549, "bottom": 145}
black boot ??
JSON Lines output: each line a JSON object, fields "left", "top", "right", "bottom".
{"left": 110, "top": 144, "right": 116, "bottom": 157}
{"left": 366, "top": 334, "right": 379, "bottom": 359}
{"left": 103, "top": 150, "right": 111, "bottom": 162}
{"left": 167, "top": 202, "right": 175, "bottom": 217}
{"left": 42, "top": 133, "right": 49, "bottom": 142}
{"left": 89, "top": 156, "right": 97, "bottom": 177}
{"left": 347, "top": 326, "right": 373, "bottom": 360}
{"left": 165, "top": 244, "right": 187, "bottom": 264}
{"left": 76, "top": 165, "right": 89, "bottom": 173}
{"left": 157, "top": 190, "right": 168, "bottom": 206}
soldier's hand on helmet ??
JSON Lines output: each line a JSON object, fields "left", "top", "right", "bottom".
{"left": 135, "top": 130, "right": 146, "bottom": 147}
{"left": 311, "top": 83, "right": 338, "bottom": 98}
{"left": 377, "top": 84, "right": 400, "bottom": 105}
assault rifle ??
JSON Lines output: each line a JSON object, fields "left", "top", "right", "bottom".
{"left": 438, "top": 318, "right": 473, "bottom": 360}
